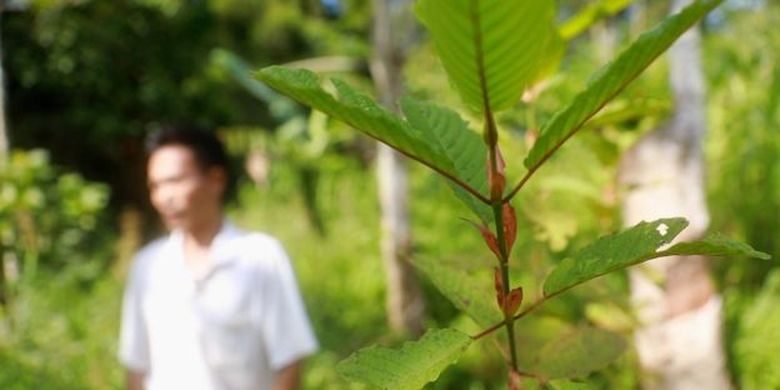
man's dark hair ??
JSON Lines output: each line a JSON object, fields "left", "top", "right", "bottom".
{"left": 145, "top": 126, "right": 235, "bottom": 201}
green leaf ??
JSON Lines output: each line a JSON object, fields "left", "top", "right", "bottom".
{"left": 400, "top": 98, "right": 492, "bottom": 223}
{"left": 337, "top": 328, "right": 473, "bottom": 390}
{"left": 661, "top": 233, "right": 772, "bottom": 260}
{"left": 543, "top": 217, "right": 770, "bottom": 297}
{"left": 543, "top": 218, "right": 689, "bottom": 297}
{"left": 413, "top": 257, "right": 502, "bottom": 328}
{"left": 256, "top": 66, "right": 488, "bottom": 200}
{"left": 415, "top": 0, "right": 556, "bottom": 113}
{"left": 535, "top": 327, "right": 626, "bottom": 379}
{"left": 559, "top": 0, "right": 634, "bottom": 40}
{"left": 524, "top": 0, "right": 722, "bottom": 173}
{"left": 257, "top": 66, "right": 433, "bottom": 163}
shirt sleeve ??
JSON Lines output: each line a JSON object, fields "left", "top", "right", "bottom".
{"left": 257, "top": 238, "right": 319, "bottom": 371}
{"left": 118, "top": 253, "right": 151, "bottom": 372}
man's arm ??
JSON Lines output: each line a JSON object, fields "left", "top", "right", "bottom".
{"left": 127, "top": 370, "right": 145, "bottom": 390}
{"left": 274, "top": 360, "right": 302, "bottom": 390}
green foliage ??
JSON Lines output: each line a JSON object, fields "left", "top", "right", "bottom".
{"left": 337, "top": 328, "right": 473, "bottom": 390}
{"left": 255, "top": 0, "right": 767, "bottom": 387}
{"left": 5, "top": 0, "right": 371, "bottom": 207}
{"left": 523, "top": 0, "right": 722, "bottom": 175}
{"left": 534, "top": 327, "right": 626, "bottom": 380}
{"left": 558, "top": 0, "right": 634, "bottom": 40}
{"left": 414, "top": 0, "right": 557, "bottom": 113}
{"left": 0, "top": 274, "right": 123, "bottom": 389}
{"left": 543, "top": 218, "right": 687, "bottom": 296}
{"left": 256, "top": 67, "right": 490, "bottom": 203}
{"left": 257, "top": 67, "right": 435, "bottom": 161}
{"left": 413, "top": 257, "right": 501, "bottom": 328}
{"left": 733, "top": 269, "right": 780, "bottom": 390}
{"left": 663, "top": 234, "right": 771, "bottom": 260}
{"left": 399, "top": 98, "right": 491, "bottom": 223}
{"left": 0, "top": 150, "right": 109, "bottom": 279}
{"left": 545, "top": 379, "right": 598, "bottom": 390}
{"left": 544, "top": 218, "right": 769, "bottom": 297}
{"left": 703, "top": 7, "right": 780, "bottom": 387}
{"left": 706, "top": 3, "right": 780, "bottom": 280}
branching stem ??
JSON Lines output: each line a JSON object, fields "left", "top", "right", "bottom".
{"left": 492, "top": 201, "right": 519, "bottom": 371}
{"left": 469, "top": 0, "right": 519, "bottom": 373}
{"left": 473, "top": 289, "right": 567, "bottom": 341}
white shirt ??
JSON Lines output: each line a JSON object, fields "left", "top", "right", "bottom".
{"left": 119, "top": 222, "right": 318, "bottom": 390}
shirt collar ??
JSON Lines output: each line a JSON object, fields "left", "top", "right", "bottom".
{"left": 166, "top": 220, "right": 244, "bottom": 268}
{"left": 209, "top": 221, "right": 243, "bottom": 264}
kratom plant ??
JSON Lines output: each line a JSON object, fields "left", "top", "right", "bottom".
{"left": 256, "top": 0, "right": 770, "bottom": 388}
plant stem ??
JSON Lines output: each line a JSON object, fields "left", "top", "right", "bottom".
{"left": 470, "top": 0, "right": 519, "bottom": 370}
{"left": 492, "top": 201, "right": 519, "bottom": 371}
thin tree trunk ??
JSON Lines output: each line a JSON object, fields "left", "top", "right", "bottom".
{"left": 0, "top": 4, "right": 10, "bottom": 158}
{"left": 114, "top": 207, "right": 143, "bottom": 278}
{"left": 618, "top": 1, "right": 731, "bottom": 389}
{"left": 0, "top": 3, "right": 9, "bottom": 309}
{"left": 371, "top": 0, "right": 425, "bottom": 336}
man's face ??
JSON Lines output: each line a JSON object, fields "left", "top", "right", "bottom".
{"left": 147, "top": 145, "right": 225, "bottom": 231}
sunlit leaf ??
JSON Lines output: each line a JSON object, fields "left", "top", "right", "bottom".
{"left": 400, "top": 98, "right": 492, "bottom": 222}
{"left": 524, "top": 0, "right": 722, "bottom": 176}
{"left": 256, "top": 66, "right": 486, "bottom": 198}
{"left": 543, "top": 218, "right": 689, "bottom": 297}
{"left": 661, "top": 233, "right": 771, "bottom": 260}
{"left": 543, "top": 217, "right": 770, "bottom": 297}
{"left": 415, "top": 0, "right": 557, "bottom": 113}
{"left": 337, "top": 328, "right": 473, "bottom": 389}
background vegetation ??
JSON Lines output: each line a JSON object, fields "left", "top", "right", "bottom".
{"left": 0, "top": 0, "right": 777, "bottom": 388}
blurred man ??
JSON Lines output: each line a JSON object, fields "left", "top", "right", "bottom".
{"left": 119, "top": 128, "right": 317, "bottom": 390}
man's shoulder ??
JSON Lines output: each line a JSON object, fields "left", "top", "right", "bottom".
{"left": 136, "top": 236, "right": 169, "bottom": 261}
{"left": 229, "top": 229, "right": 289, "bottom": 268}
{"left": 128, "top": 237, "right": 170, "bottom": 275}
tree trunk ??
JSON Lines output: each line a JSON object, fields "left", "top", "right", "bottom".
{"left": 0, "top": 5, "right": 9, "bottom": 158}
{"left": 618, "top": 1, "right": 731, "bottom": 389}
{"left": 0, "top": 4, "right": 9, "bottom": 308}
{"left": 114, "top": 206, "right": 143, "bottom": 278}
{"left": 370, "top": 0, "right": 425, "bottom": 336}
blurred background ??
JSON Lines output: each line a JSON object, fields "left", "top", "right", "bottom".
{"left": 0, "top": 0, "right": 778, "bottom": 388}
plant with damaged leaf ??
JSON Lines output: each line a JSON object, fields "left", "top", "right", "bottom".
{"left": 256, "top": 0, "right": 769, "bottom": 388}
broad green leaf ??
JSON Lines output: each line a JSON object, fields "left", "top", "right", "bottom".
{"left": 543, "top": 217, "right": 770, "bottom": 297}
{"left": 256, "top": 66, "right": 484, "bottom": 201}
{"left": 535, "top": 327, "right": 626, "bottom": 379}
{"left": 559, "top": 0, "right": 635, "bottom": 40}
{"left": 257, "top": 67, "right": 424, "bottom": 158}
{"left": 400, "top": 98, "right": 492, "bottom": 223}
{"left": 543, "top": 218, "right": 689, "bottom": 297}
{"left": 413, "top": 257, "right": 501, "bottom": 328}
{"left": 337, "top": 328, "right": 473, "bottom": 389}
{"left": 524, "top": 0, "right": 722, "bottom": 172}
{"left": 256, "top": 66, "right": 453, "bottom": 184}
{"left": 415, "top": 0, "right": 556, "bottom": 113}
{"left": 660, "top": 233, "right": 772, "bottom": 260}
